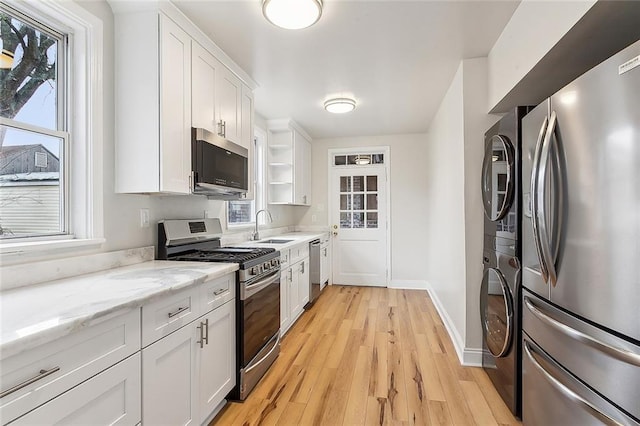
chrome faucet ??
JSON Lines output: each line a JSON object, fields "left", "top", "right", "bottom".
{"left": 251, "top": 209, "right": 273, "bottom": 241}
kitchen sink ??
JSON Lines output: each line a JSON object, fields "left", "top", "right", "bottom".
{"left": 259, "top": 239, "right": 294, "bottom": 244}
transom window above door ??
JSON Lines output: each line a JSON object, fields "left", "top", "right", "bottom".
{"left": 339, "top": 175, "right": 378, "bottom": 229}
{"left": 333, "top": 153, "right": 384, "bottom": 166}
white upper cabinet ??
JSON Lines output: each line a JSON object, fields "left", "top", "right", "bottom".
{"left": 241, "top": 85, "right": 255, "bottom": 200}
{"left": 191, "top": 42, "right": 219, "bottom": 134}
{"left": 293, "top": 130, "right": 312, "bottom": 205}
{"left": 110, "top": 1, "right": 257, "bottom": 195}
{"left": 217, "top": 67, "right": 243, "bottom": 146}
{"left": 159, "top": 15, "right": 192, "bottom": 194}
{"left": 267, "top": 119, "right": 312, "bottom": 206}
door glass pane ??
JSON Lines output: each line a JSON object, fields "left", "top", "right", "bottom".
{"left": 353, "top": 176, "right": 365, "bottom": 192}
{"left": 367, "top": 212, "right": 378, "bottom": 228}
{"left": 366, "top": 175, "right": 377, "bottom": 191}
{"left": 353, "top": 212, "right": 364, "bottom": 228}
{"left": 0, "top": 126, "right": 62, "bottom": 237}
{"left": 340, "top": 194, "right": 351, "bottom": 210}
{"left": 334, "top": 155, "right": 346, "bottom": 166}
{"left": 347, "top": 155, "right": 357, "bottom": 165}
{"left": 372, "top": 154, "right": 384, "bottom": 164}
{"left": 340, "top": 212, "right": 351, "bottom": 228}
{"left": 340, "top": 176, "right": 351, "bottom": 192}
{"left": 353, "top": 194, "right": 364, "bottom": 210}
{"left": 367, "top": 194, "right": 378, "bottom": 210}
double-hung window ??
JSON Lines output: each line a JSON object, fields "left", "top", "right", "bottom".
{"left": 0, "top": 6, "right": 67, "bottom": 238}
{"left": 0, "top": 0, "right": 103, "bottom": 257}
{"left": 227, "top": 128, "right": 267, "bottom": 228}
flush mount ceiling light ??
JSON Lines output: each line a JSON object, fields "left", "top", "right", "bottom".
{"left": 324, "top": 98, "right": 356, "bottom": 114}
{"left": 262, "top": 0, "right": 323, "bottom": 30}
{"left": 355, "top": 155, "right": 371, "bottom": 165}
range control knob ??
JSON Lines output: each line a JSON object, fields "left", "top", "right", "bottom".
{"left": 263, "top": 262, "right": 270, "bottom": 270}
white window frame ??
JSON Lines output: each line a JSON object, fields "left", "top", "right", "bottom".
{"left": 0, "top": 0, "right": 104, "bottom": 260}
{"left": 227, "top": 126, "right": 267, "bottom": 229}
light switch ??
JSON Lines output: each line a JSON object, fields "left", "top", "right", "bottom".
{"left": 140, "top": 209, "right": 150, "bottom": 228}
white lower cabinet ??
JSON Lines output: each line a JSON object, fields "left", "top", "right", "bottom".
{"left": 13, "top": 353, "right": 141, "bottom": 426}
{"left": 280, "top": 255, "right": 310, "bottom": 336}
{"left": 142, "top": 299, "right": 235, "bottom": 425}
{"left": 197, "top": 301, "right": 236, "bottom": 425}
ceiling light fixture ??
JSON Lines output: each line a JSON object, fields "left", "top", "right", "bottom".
{"left": 324, "top": 98, "right": 356, "bottom": 114}
{"left": 262, "top": 0, "right": 323, "bottom": 30}
{"left": 355, "top": 155, "right": 371, "bottom": 165}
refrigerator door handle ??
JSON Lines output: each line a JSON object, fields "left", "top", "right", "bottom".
{"left": 523, "top": 340, "right": 624, "bottom": 426}
{"left": 524, "top": 297, "right": 640, "bottom": 367}
{"left": 531, "top": 115, "right": 550, "bottom": 283}
{"left": 536, "top": 110, "right": 558, "bottom": 285}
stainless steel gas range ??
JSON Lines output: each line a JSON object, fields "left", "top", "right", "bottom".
{"left": 157, "top": 218, "right": 281, "bottom": 401}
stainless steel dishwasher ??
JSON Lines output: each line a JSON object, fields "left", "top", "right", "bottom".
{"left": 307, "top": 235, "right": 329, "bottom": 307}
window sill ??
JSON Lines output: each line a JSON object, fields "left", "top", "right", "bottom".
{"left": 0, "top": 237, "right": 105, "bottom": 257}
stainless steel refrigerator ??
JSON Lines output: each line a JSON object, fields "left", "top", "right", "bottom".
{"left": 521, "top": 40, "right": 640, "bottom": 425}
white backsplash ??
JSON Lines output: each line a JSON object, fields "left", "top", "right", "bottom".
{"left": 0, "top": 246, "right": 154, "bottom": 291}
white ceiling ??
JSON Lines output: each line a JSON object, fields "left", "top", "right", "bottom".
{"left": 174, "top": 1, "right": 520, "bottom": 139}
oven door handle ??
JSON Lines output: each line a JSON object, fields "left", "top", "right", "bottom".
{"left": 242, "top": 270, "right": 280, "bottom": 300}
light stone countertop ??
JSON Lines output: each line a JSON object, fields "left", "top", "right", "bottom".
{"left": 0, "top": 260, "right": 238, "bottom": 359}
{"left": 234, "top": 231, "right": 329, "bottom": 251}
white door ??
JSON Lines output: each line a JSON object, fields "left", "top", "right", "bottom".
{"left": 331, "top": 166, "right": 388, "bottom": 286}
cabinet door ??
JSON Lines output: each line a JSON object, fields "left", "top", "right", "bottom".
{"left": 280, "top": 267, "right": 291, "bottom": 335}
{"left": 198, "top": 301, "right": 236, "bottom": 424}
{"left": 241, "top": 84, "right": 255, "bottom": 200}
{"left": 298, "top": 258, "right": 310, "bottom": 307}
{"left": 293, "top": 131, "right": 311, "bottom": 205}
{"left": 191, "top": 42, "right": 218, "bottom": 133}
{"left": 217, "top": 66, "right": 242, "bottom": 145}
{"left": 13, "top": 354, "right": 141, "bottom": 426}
{"left": 159, "top": 14, "right": 192, "bottom": 194}
{"left": 142, "top": 323, "right": 198, "bottom": 426}
{"left": 289, "top": 262, "right": 301, "bottom": 320}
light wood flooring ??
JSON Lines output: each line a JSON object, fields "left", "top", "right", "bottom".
{"left": 212, "top": 285, "right": 521, "bottom": 426}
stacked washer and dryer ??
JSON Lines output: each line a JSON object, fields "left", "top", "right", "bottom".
{"left": 480, "top": 107, "right": 530, "bottom": 418}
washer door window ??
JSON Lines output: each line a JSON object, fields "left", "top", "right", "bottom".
{"left": 482, "top": 135, "right": 515, "bottom": 221}
{"left": 481, "top": 267, "right": 514, "bottom": 357}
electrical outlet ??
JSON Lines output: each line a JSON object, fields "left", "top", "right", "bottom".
{"left": 140, "top": 209, "right": 150, "bottom": 228}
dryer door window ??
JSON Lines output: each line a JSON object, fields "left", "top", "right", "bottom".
{"left": 482, "top": 135, "right": 515, "bottom": 221}
{"left": 481, "top": 267, "right": 514, "bottom": 357}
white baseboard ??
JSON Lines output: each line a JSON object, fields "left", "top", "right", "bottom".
{"left": 388, "top": 279, "right": 429, "bottom": 290}
{"left": 425, "top": 284, "right": 483, "bottom": 367}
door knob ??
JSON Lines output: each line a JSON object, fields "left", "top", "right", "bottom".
{"left": 333, "top": 231, "right": 338, "bottom": 237}
{"left": 333, "top": 225, "right": 338, "bottom": 229}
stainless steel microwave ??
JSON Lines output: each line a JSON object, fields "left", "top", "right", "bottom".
{"left": 191, "top": 127, "right": 248, "bottom": 199}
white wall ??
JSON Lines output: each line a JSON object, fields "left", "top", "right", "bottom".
{"left": 296, "top": 133, "right": 429, "bottom": 287}
{"left": 74, "top": 1, "right": 297, "bottom": 256}
{"left": 462, "top": 58, "right": 500, "bottom": 351}
{"left": 423, "top": 59, "right": 499, "bottom": 364}
{"left": 488, "top": 0, "right": 596, "bottom": 110}
{"left": 423, "top": 65, "right": 467, "bottom": 351}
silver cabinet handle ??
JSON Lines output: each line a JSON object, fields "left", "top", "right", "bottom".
{"left": 535, "top": 110, "right": 559, "bottom": 286}
{"left": 222, "top": 120, "right": 226, "bottom": 138}
{"left": 203, "top": 318, "right": 209, "bottom": 345}
{"left": 300, "top": 262, "right": 305, "bottom": 274}
{"left": 523, "top": 341, "right": 623, "bottom": 425}
{"left": 523, "top": 297, "right": 640, "bottom": 367}
{"left": 197, "top": 321, "right": 205, "bottom": 349}
{"left": 323, "top": 248, "right": 327, "bottom": 256}
{"left": 217, "top": 120, "right": 224, "bottom": 137}
{"left": 167, "top": 306, "right": 189, "bottom": 318}
{"left": 0, "top": 366, "right": 60, "bottom": 399}
{"left": 213, "top": 288, "right": 227, "bottom": 296}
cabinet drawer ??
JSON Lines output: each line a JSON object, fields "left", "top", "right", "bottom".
{"left": 142, "top": 285, "right": 201, "bottom": 347}
{"left": 200, "top": 273, "right": 235, "bottom": 315}
{"left": 289, "top": 243, "right": 309, "bottom": 265}
{"left": 13, "top": 353, "right": 141, "bottom": 426}
{"left": 0, "top": 309, "right": 140, "bottom": 424}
